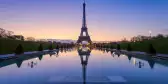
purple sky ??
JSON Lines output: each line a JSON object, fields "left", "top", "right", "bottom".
{"left": 0, "top": 0, "right": 168, "bottom": 41}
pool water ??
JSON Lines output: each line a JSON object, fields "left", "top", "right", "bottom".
{"left": 0, "top": 48, "right": 168, "bottom": 84}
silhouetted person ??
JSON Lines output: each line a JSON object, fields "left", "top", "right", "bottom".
{"left": 138, "top": 61, "right": 144, "bottom": 68}
{"left": 135, "top": 61, "right": 144, "bottom": 68}
{"left": 28, "top": 61, "right": 37, "bottom": 68}
{"left": 31, "top": 61, "right": 34, "bottom": 68}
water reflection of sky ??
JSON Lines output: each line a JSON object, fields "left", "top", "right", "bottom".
{"left": 0, "top": 49, "right": 168, "bottom": 84}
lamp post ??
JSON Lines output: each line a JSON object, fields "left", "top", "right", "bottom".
{"left": 149, "top": 30, "right": 152, "bottom": 39}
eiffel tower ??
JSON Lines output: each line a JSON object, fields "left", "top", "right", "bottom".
{"left": 77, "top": 0, "right": 92, "bottom": 44}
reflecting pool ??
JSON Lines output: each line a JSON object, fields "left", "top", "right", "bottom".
{"left": 1, "top": 48, "right": 168, "bottom": 84}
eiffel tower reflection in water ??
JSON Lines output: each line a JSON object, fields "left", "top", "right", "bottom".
{"left": 77, "top": 46, "right": 92, "bottom": 84}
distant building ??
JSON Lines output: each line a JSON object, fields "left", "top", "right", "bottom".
{"left": 131, "top": 35, "right": 150, "bottom": 42}
{"left": 12, "top": 35, "right": 24, "bottom": 41}
{"left": 36, "top": 39, "right": 76, "bottom": 44}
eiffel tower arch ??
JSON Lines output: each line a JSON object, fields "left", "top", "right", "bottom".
{"left": 77, "top": 0, "right": 92, "bottom": 44}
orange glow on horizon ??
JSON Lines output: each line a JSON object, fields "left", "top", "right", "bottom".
{"left": 3, "top": 17, "right": 132, "bottom": 41}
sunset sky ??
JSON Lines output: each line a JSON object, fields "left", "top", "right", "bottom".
{"left": 0, "top": 0, "right": 168, "bottom": 41}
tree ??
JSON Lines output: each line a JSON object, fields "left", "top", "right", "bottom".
{"left": 0, "top": 28, "right": 6, "bottom": 38}
{"left": 155, "top": 34, "right": 164, "bottom": 39}
{"left": 6, "top": 31, "right": 14, "bottom": 37}
{"left": 166, "top": 35, "right": 168, "bottom": 38}
{"left": 131, "top": 35, "right": 150, "bottom": 42}
{"left": 15, "top": 44, "right": 24, "bottom": 54}
{"left": 121, "top": 37, "right": 128, "bottom": 42}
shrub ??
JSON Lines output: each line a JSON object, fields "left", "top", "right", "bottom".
{"left": 117, "top": 44, "right": 121, "bottom": 50}
{"left": 49, "top": 44, "right": 53, "bottom": 50}
{"left": 38, "top": 44, "right": 43, "bottom": 51}
{"left": 127, "top": 44, "right": 132, "bottom": 51}
{"left": 148, "top": 44, "right": 156, "bottom": 54}
{"left": 15, "top": 44, "right": 24, "bottom": 54}
{"left": 55, "top": 45, "right": 59, "bottom": 49}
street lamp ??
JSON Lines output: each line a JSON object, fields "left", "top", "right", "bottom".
{"left": 149, "top": 30, "right": 152, "bottom": 38}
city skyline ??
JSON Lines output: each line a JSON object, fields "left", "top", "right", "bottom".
{"left": 0, "top": 0, "right": 168, "bottom": 41}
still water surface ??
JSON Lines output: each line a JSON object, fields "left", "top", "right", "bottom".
{"left": 0, "top": 48, "right": 168, "bottom": 84}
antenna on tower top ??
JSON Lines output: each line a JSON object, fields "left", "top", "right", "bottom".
{"left": 83, "top": 0, "right": 85, "bottom": 3}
